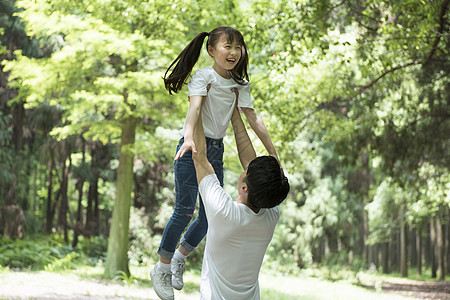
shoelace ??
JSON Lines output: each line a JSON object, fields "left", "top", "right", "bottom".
{"left": 161, "top": 272, "right": 172, "bottom": 287}
{"left": 174, "top": 261, "right": 185, "bottom": 275}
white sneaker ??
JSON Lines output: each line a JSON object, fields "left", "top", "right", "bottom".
{"left": 171, "top": 258, "right": 185, "bottom": 290}
{"left": 150, "top": 265, "right": 174, "bottom": 300}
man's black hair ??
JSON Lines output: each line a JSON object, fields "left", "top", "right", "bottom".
{"left": 244, "top": 156, "right": 289, "bottom": 208}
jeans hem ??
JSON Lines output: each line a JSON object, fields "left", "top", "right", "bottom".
{"left": 157, "top": 247, "right": 174, "bottom": 260}
{"left": 180, "top": 237, "right": 196, "bottom": 253}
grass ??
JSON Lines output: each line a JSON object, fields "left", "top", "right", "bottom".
{"left": 0, "top": 233, "right": 438, "bottom": 300}
{"left": 258, "top": 269, "right": 414, "bottom": 300}
{"left": 67, "top": 263, "right": 416, "bottom": 300}
{"left": 362, "top": 267, "right": 450, "bottom": 283}
{"left": 1, "top": 236, "right": 445, "bottom": 299}
{"left": 0, "top": 263, "right": 425, "bottom": 300}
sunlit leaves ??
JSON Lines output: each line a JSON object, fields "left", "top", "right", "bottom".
{"left": 8, "top": 0, "right": 189, "bottom": 145}
{"left": 366, "top": 179, "right": 400, "bottom": 245}
{"left": 367, "top": 161, "right": 449, "bottom": 246}
{"left": 242, "top": 0, "right": 449, "bottom": 263}
{"left": 2, "top": 0, "right": 448, "bottom": 269}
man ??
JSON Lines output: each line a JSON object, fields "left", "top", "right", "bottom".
{"left": 191, "top": 106, "right": 289, "bottom": 299}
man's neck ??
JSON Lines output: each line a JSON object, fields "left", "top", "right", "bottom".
{"left": 236, "top": 196, "right": 260, "bottom": 213}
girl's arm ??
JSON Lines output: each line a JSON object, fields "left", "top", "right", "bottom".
{"left": 174, "top": 95, "right": 204, "bottom": 160}
{"left": 240, "top": 107, "right": 279, "bottom": 162}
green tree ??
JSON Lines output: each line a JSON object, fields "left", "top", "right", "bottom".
{"left": 4, "top": 0, "right": 185, "bottom": 276}
{"left": 244, "top": 0, "right": 449, "bottom": 276}
{"left": 4, "top": 0, "right": 253, "bottom": 277}
{"left": 0, "top": 0, "right": 47, "bottom": 238}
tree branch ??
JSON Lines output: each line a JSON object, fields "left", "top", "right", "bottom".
{"left": 422, "top": 0, "right": 450, "bottom": 66}
{"left": 356, "top": 61, "right": 421, "bottom": 92}
{"left": 353, "top": 0, "right": 449, "bottom": 94}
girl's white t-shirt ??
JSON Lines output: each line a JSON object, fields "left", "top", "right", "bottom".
{"left": 198, "top": 174, "right": 280, "bottom": 300}
{"left": 180, "top": 66, "right": 254, "bottom": 139}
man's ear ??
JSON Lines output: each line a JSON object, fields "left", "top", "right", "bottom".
{"left": 241, "top": 182, "right": 248, "bottom": 193}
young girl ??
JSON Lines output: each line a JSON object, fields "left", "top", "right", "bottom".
{"left": 150, "top": 26, "right": 279, "bottom": 300}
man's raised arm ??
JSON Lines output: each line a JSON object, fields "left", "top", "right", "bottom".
{"left": 231, "top": 107, "right": 256, "bottom": 170}
{"left": 191, "top": 106, "right": 215, "bottom": 185}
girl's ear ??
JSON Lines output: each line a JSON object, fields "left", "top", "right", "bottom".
{"left": 207, "top": 45, "right": 214, "bottom": 57}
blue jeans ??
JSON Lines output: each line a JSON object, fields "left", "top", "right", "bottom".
{"left": 157, "top": 137, "right": 224, "bottom": 260}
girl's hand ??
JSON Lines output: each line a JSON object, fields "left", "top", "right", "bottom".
{"left": 174, "top": 139, "right": 197, "bottom": 160}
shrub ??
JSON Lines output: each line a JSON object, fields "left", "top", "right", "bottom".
{"left": 0, "top": 235, "right": 107, "bottom": 270}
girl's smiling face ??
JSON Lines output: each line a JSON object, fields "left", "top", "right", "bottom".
{"left": 208, "top": 34, "right": 242, "bottom": 79}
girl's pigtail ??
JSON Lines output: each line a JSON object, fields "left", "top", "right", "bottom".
{"left": 163, "top": 32, "right": 209, "bottom": 94}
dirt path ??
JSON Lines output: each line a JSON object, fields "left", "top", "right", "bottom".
{"left": 359, "top": 278, "right": 450, "bottom": 300}
{"left": 0, "top": 270, "right": 200, "bottom": 300}
{"left": 1, "top": 269, "right": 449, "bottom": 300}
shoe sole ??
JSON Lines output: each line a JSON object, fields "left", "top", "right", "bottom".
{"left": 150, "top": 268, "right": 174, "bottom": 300}
{"left": 172, "top": 279, "right": 183, "bottom": 291}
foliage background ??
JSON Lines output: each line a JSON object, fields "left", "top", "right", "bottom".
{"left": 0, "top": 0, "right": 449, "bottom": 282}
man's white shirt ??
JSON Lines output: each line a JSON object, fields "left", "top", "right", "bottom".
{"left": 198, "top": 174, "right": 280, "bottom": 300}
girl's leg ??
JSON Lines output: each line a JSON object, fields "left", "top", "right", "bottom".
{"left": 157, "top": 141, "right": 198, "bottom": 261}
{"left": 180, "top": 138, "right": 224, "bottom": 251}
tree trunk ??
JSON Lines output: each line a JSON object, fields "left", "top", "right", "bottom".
{"left": 312, "top": 241, "right": 322, "bottom": 264}
{"left": 57, "top": 149, "right": 70, "bottom": 243}
{"left": 2, "top": 102, "right": 26, "bottom": 238}
{"left": 425, "top": 221, "right": 431, "bottom": 269}
{"left": 86, "top": 177, "right": 98, "bottom": 236}
{"left": 86, "top": 143, "right": 97, "bottom": 236}
{"left": 363, "top": 209, "right": 369, "bottom": 264}
{"left": 417, "top": 225, "right": 422, "bottom": 275}
{"left": 94, "top": 176, "right": 100, "bottom": 236}
{"left": 373, "top": 245, "right": 378, "bottom": 267}
{"left": 445, "top": 206, "right": 450, "bottom": 274}
{"left": 367, "top": 245, "right": 374, "bottom": 267}
{"left": 32, "top": 163, "right": 38, "bottom": 212}
{"left": 64, "top": 154, "right": 72, "bottom": 242}
{"left": 2, "top": 204, "right": 25, "bottom": 239}
{"left": 104, "top": 115, "right": 136, "bottom": 278}
{"left": 390, "top": 215, "right": 399, "bottom": 272}
{"left": 431, "top": 218, "right": 437, "bottom": 278}
{"left": 400, "top": 210, "right": 408, "bottom": 277}
{"left": 72, "top": 179, "right": 84, "bottom": 248}
{"left": 327, "top": 228, "right": 338, "bottom": 254}
{"left": 382, "top": 242, "right": 389, "bottom": 274}
{"left": 356, "top": 212, "right": 365, "bottom": 258}
{"left": 410, "top": 227, "right": 417, "bottom": 268}
{"left": 437, "top": 207, "right": 445, "bottom": 280}
{"left": 45, "top": 159, "right": 54, "bottom": 234}
{"left": 73, "top": 138, "right": 86, "bottom": 248}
